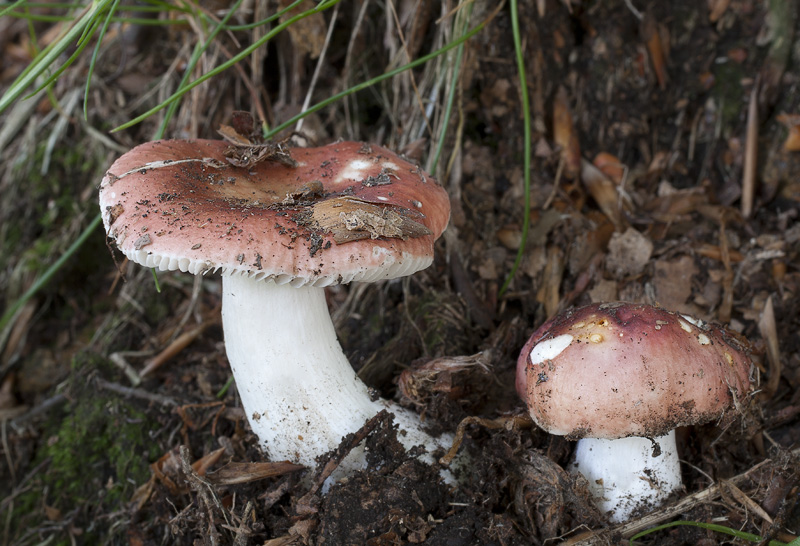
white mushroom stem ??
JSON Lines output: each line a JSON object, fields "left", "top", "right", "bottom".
{"left": 221, "top": 273, "right": 451, "bottom": 473}
{"left": 571, "top": 430, "right": 682, "bottom": 522}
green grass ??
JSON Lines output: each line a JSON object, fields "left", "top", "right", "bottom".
{"left": 630, "top": 520, "right": 800, "bottom": 545}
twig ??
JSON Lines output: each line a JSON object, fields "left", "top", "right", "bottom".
{"left": 721, "top": 478, "right": 773, "bottom": 524}
{"left": 0, "top": 457, "right": 51, "bottom": 513}
{"left": 140, "top": 316, "right": 217, "bottom": 378}
{"left": 1, "top": 419, "right": 14, "bottom": 482}
{"left": 95, "top": 377, "right": 178, "bottom": 407}
{"left": 10, "top": 393, "right": 67, "bottom": 429}
{"left": 295, "top": 2, "right": 340, "bottom": 133}
{"left": 231, "top": 500, "right": 254, "bottom": 546}
{"left": 179, "top": 445, "right": 225, "bottom": 546}
{"left": 341, "top": 0, "right": 371, "bottom": 138}
{"left": 742, "top": 76, "right": 759, "bottom": 218}
{"left": 109, "top": 351, "right": 145, "bottom": 386}
{"left": 623, "top": 0, "right": 643, "bottom": 20}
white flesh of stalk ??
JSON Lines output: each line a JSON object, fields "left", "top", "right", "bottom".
{"left": 221, "top": 274, "right": 451, "bottom": 475}
{"left": 571, "top": 430, "right": 681, "bottom": 522}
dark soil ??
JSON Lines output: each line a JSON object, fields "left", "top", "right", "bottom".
{"left": 1, "top": 0, "right": 800, "bottom": 545}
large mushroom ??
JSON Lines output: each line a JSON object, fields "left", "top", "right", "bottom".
{"left": 99, "top": 139, "right": 452, "bottom": 474}
{"left": 516, "top": 302, "right": 755, "bottom": 521}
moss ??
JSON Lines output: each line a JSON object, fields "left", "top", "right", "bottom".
{"left": 45, "top": 388, "right": 157, "bottom": 504}
{"left": 712, "top": 60, "right": 746, "bottom": 131}
{"left": 9, "top": 353, "right": 161, "bottom": 543}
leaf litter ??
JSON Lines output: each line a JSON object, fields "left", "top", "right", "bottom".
{"left": 1, "top": 1, "right": 800, "bottom": 545}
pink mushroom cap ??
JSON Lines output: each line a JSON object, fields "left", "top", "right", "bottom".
{"left": 516, "top": 302, "right": 755, "bottom": 440}
{"left": 99, "top": 139, "right": 450, "bottom": 286}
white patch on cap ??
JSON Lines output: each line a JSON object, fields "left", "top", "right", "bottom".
{"left": 678, "top": 319, "right": 692, "bottom": 333}
{"left": 697, "top": 333, "right": 711, "bottom": 345}
{"left": 680, "top": 314, "right": 705, "bottom": 328}
{"left": 529, "top": 334, "right": 574, "bottom": 365}
{"left": 381, "top": 161, "right": 400, "bottom": 171}
{"left": 372, "top": 245, "right": 396, "bottom": 264}
{"left": 338, "top": 159, "right": 373, "bottom": 182}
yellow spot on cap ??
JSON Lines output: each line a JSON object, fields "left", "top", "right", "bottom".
{"left": 573, "top": 321, "right": 586, "bottom": 328}
{"left": 599, "top": 319, "right": 609, "bottom": 327}
{"left": 725, "top": 352, "right": 734, "bottom": 365}
{"left": 589, "top": 333, "right": 604, "bottom": 343}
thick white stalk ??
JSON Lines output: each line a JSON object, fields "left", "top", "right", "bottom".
{"left": 571, "top": 430, "right": 681, "bottom": 522}
{"left": 221, "top": 274, "right": 450, "bottom": 473}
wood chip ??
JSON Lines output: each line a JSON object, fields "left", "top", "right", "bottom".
{"left": 207, "top": 461, "right": 305, "bottom": 485}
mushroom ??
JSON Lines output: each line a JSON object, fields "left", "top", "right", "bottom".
{"left": 99, "top": 139, "right": 452, "bottom": 474}
{"left": 516, "top": 302, "right": 755, "bottom": 522}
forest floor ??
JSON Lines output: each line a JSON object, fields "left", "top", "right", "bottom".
{"left": 1, "top": 0, "right": 799, "bottom": 544}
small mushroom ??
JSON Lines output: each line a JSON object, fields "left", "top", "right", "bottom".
{"left": 516, "top": 302, "right": 755, "bottom": 522}
{"left": 100, "top": 139, "right": 452, "bottom": 476}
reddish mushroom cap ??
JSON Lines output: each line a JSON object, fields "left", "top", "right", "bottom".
{"left": 516, "top": 302, "right": 755, "bottom": 439}
{"left": 99, "top": 140, "right": 450, "bottom": 286}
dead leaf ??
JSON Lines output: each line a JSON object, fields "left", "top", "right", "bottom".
{"left": 553, "top": 86, "right": 581, "bottom": 179}
{"left": 758, "top": 295, "right": 781, "bottom": 400}
{"left": 43, "top": 504, "right": 62, "bottom": 521}
{"left": 398, "top": 352, "right": 491, "bottom": 406}
{"left": 130, "top": 475, "right": 156, "bottom": 512}
{"left": 218, "top": 124, "right": 254, "bottom": 147}
{"left": 709, "top": 0, "right": 732, "bottom": 23}
{"left": 537, "top": 245, "right": 565, "bottom": 318}
{"left": 777, "top": 113, "right": 800, "bottom": 151}
{"left": 580, "top": 160, "right": 628, "bottom": 230}
{"left": 605, "top": 227, "right": 653, "bottom": 280}
{"left": 592, "top": 152, "right": 625, "bottom": 185}
{"left": 218, "top": 111, "right": 298, "bottom": 168}
{"left": 642, "top": 11, "right": 668, "bottom": 89}
{"left": 207, "top": 461, "right": 304, "bottom": 485}
{"left": 192, "top": 446, "right": 226, "bottom": 477}
{"left": 653, "top": 256, "right": 698, "bottom": 311}
{"left": 150, "top": 448, "right": 185, "bottom": 496}
{"left": 279, "top": 0, "right": 326, "bottom": 59}
{"left": 311, "top": 197, "right": 431, "bottom": 243}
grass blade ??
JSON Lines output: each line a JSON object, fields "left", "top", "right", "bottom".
{"left": 498, "top": 0, "right": 532, "bottom": 296}
{"left": 0, "top": 213, "right": 103, "bottom": 333}
{"left": 0, "top": 0, "right": 109, "bottom": 114}
{"left": 83, "top": 0, "right": 120, "bottom": 120}
{"left": 155, "top": 0, "right": 245, "bottom": 138}
{"left": 629, "top": 520, "right": 791, "bottom": 545}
